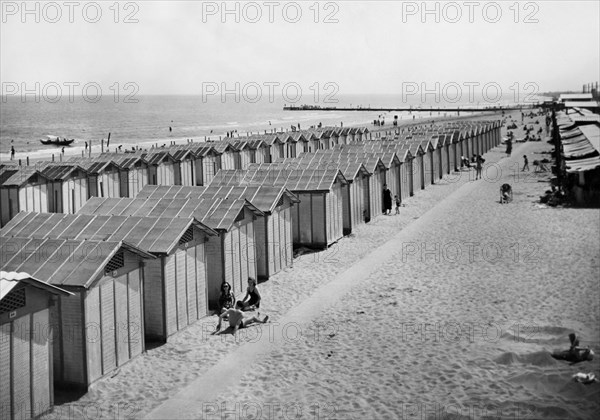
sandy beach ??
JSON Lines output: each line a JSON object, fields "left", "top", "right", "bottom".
{"left": 38, "top": 111, "right": 599, "bottom": 420}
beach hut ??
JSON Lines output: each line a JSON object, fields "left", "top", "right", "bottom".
{"left": 211, "top": 166, "right": 348, "bottom": 249}
{"left": 167, "top": 147, "right": 195, "bottom": 186}
{"left": 290, "top": 132, "right": 310, "bottom": 154}
{"left": 406, "top": 143, "right": 425, "bottom": 191}
{"left": 99, "top": 154, "right": 149, "bottom": 198}
{"left": 1, "top": 211, "right": 217, "bottom": 342}
{"left": 431, "top": 137, "right": 444, "bottom": 181}
{"left": 0, "top": 271, "right": 71, "bottom": 420}
{"left": 276, "top": 133, "right": 298, "bottom": 158}
{"left": 277, "top": 157, "right": 371, "bottom": 232}
{"left": 137, "top": 185, "right": 300, "bottom": 280}
{"left": 213, "top": 142, "right": 238, "bottom": 171}
{"left": 230, "top": 140, "right": 251, "bottom": 169}
{"left": 178, "top": 144, "right": 220, "bottom": 186}
{"left": 36, "top": 163, "right": 89, "bottom": 214}
{"left": 0, "top": 236, "right": 154, "bottom": 389}
{"left": 245, "top": 138, "right": 270, "bottom": 164}
{"left": 78, "top": 196, "right": 263, "bottom": 308}
{"left": 68, "top": 158, "right": 122, "bottom": 199}
{"left": 143, "top": 150, "right": 176, "bottom": 186}
{"left": 0, "top": 166, "right": 50, "bottom": 228}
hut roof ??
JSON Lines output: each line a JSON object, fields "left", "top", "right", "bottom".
{"left": 142, "top": 150, "right": 176, "bottom": 165}
{"left": 99, "top": 154, "right": 149, "bottom": 168}
{"left": 78, "top": 197, "right": 263, "bottom": 232}
{"left": 67, "top": 158, "right": 121, "bottom": 173}
{"left": 212, "top": 142, "right": 237, "bottom": 153}
{"left": 137, "top": 185, "right": 300, "bottom": 213}
{"left": 1, "top": 212, "right": 217, "bottom": 255}
{"left": 0, "top": 236, "right": 154, "bottom": 288}
{"left": 1, "top": 271, "right": 72, "bottom": 300}
{"left": 34, "top": 162, "right": 87, "bottom": 180}
{"left": 214, "top": 165, "right": 348, "bottom": 192}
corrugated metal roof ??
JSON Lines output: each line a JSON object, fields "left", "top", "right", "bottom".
{"left": 215, "top": 165, "right": 347, "bottom": 191}
{"left": 578, "top": 125, "right": 600, "bottom": 154}
{"left": 565, "top": 155, "right": 600, "bottom": 173}
{"left": 0, "top": 236, "right": 154, "bottom": 288}
{"left": 1, "top": 212, "right": 216, "bottom": 254}
{"left": 1, "top": 271, "right": 72, "bottom": 300}
{"left": 78, "top": 197, "right": 263, "bottom": 231}
{"left": 137, "top": 185, "right": 299, "bottom": 213}
{"left": 36, "top": 163, "right": 87, "bottom": 180}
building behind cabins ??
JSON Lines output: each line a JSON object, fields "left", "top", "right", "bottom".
{"left": 1, "top": 271, "right": 71, "bottom": 420}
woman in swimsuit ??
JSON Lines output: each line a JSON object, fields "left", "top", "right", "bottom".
{"left": 240, "top": 277, "right": 261, "bottom": 311}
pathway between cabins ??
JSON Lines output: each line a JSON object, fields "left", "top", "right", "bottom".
{"left": 145, "top": 138, "right": 573, "bottom": 419}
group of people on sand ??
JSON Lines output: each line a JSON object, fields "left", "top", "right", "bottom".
{"left": 382, "top": 184, "right": 401, "bottom": 215}
{"left": 215, "top": 277, "right": 268, "bottom": 334}
{"left": 460, "top": 154, "right": 485, "bottom": 180}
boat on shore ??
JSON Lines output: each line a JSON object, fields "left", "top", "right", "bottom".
{"left": 40, "top": 135, "right": 75, "bottom": 146}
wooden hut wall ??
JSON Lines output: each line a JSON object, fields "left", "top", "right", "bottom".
{"left": 17, "top": 179, "right": 49, "bottom": 215}
{"left": 49, "top": 175, "right": 87, "bottom": 214}
{"left": 423, "top": 149, "right": 434, "bottom": 186}
{"left": 450, "top": 141, "right": 458, "bottom": 172}
{"left": 254, "top": 201, "right": 293, "bottom": 280}
{"left": 385, "top": 161, "right": 402, "bottom": 201}
{"left": 239, "top": 149, "right": 252, "bottom": 169}
{"left": 441, "top": 143, "right": 450, "bottom": 176}
{"left": 202, "top": 155, "right": 220, "bottom": 186}
{"left": 433, "top": 146, "right": 442, "bottom": 181}
{"left": 157, "top": 161, "right": 175, "bottom": 186}
{"left": 54, "top": 250, "right": 145, "bottom": 388}
{"left": 292, "top": 192, "right": 326, "bottom": 248}
{"left": 286, "top": 141, "right": 297, "bottom": 158}
{"left": 176, "top": 158, "right": 195, "bottom": 186}
{"left": 0, "top": 288, "right": 55, "bottom": 419}
{"left": 142, "top": 227, "right": 208, "bottom": 341}
{"left": 266, "top": 202, "right": 293, "bottom": 278}
{"left": 219, "top": 150, "right": 236, "bottom": 171}
{"left": 0, "top": 187, "right": 20, "bottom": 227}
{"left": 413, "top": 154, "right": 424, "bottom": 191}
{"left": 205, "top": 208, "right": 257, "bottom": 308}
{"left": 128, "top": 166, "right": 148, "bottom": 197}
{"left": 400, "top": 160, "right": 413, "bottom": 200}
{"left": 369, "top": 166, "right": 386, "bottom": 217}
{"left": 99, "top": 167, "right": 120, "bottom": 198}
{"left": 347, "top": 174, "right": 370, "bottom": 229}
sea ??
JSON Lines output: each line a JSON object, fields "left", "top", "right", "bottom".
{"left": 0, "top": 93, "right": 546, "bottom": 158}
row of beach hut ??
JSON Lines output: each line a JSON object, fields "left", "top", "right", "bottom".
{"left": 0, "top": 120, "right": 500, "bottom": 418}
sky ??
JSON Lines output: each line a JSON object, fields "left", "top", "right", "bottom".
{"left": 1, "top": 0, "right": 599, "bottom": 97}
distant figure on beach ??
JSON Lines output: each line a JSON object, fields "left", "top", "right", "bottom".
{"left": 10, "top": 146, "right": 15, "bottom": 160}
{"left": 395, "top": 195, "right": 400, "bottom": 215}
{"left": 218, "top": 282, "right": 235, "bottom": 314}
{"left": 522, "top": 155, "right": 529, "bottom": 171}
{"left": 506, "top": 138, "right": 512, "bottom": 156}
{"left": 240, "top": 277, "right": 261, "bottom": 311}
{"left": 61, "top": 147, "right": 65, "bottom": 155}
{"left": 215, "top": 301, "right": 269, "bottom": 335}
{"left": 85, "top": 141, "right": 88, "bottom": 150}
{"left": 475, "top": 155, "right": 485, "bottom": 180}
{"left": 383, "top": 184, "right": 392, "bottom": 215}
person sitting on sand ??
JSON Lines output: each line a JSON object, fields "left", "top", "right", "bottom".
{"left": 240, "top": 277, "right": 261, "bottom": 311}
{"left": 215, "top": 301, "right": 269, "bottom": 335}
{"left": 218, "top": 282, "right": 235, "bottom": 314}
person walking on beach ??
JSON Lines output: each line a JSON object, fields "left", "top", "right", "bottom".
{"left": 395, "top": 195, "right": 401, "bottom": 215}
{"left": 383, "top": 184, "right": 392, "bottom": 215}
{"left": 10, "top": 146, "right": 15, "bottom": 160}
{"left": 506, "top": 138, "right": 512, "bottom": 156}
{"left": 522, "top": 155, "right": 529, "bottom": 171}
{"left": 215, "top": 301, "right": 269, "bottom": 335}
